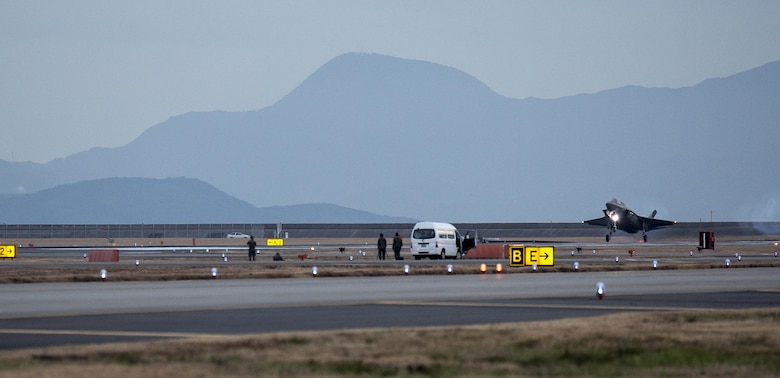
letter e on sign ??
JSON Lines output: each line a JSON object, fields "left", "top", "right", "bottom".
{"left": 525, "top": 246, "right": 555, "bottom": 266}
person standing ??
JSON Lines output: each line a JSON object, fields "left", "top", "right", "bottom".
{"left": 247, "top": 235, "right": 257, "bottom": 261}
{"left": 392, "top": 232, "right": 403, "bottom": 260}
{"left": 377, "top": 233, "right": 387, "bottom": 260}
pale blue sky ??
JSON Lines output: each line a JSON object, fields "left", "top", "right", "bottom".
{"left": 2, "top": 0, "right": 779, "bottom": 163}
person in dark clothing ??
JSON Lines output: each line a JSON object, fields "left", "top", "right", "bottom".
{"left": 247, "top": 235, "right": 257, "bottom": 261}
{"left": 392, "top": 232, "right": 403, "bottom": 260}
{"left": 377, "top": 233, "right": 387, "bottom": 260}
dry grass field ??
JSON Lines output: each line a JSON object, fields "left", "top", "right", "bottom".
{"left": 0, "top": 308, "right": 778, "bottom": 377}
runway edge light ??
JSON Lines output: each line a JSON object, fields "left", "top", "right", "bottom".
{"left": 596, "top": 282, "right": 605, "bottom": 299}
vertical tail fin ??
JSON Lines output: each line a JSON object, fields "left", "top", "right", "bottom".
{"left": 649, "top": 210, "right": 657, "bottom": 219}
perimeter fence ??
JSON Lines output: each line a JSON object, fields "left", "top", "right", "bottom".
{"left": 0, "top": 223, "right": 418, "bottom": 239}
{"left": 0, "top": 224, "right": 274, "bottom": 239}
{"left": 1, "top": 222, "right": 779, "bottom": 240}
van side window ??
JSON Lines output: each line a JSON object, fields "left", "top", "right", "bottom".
{"left": 437, "top": 230, "right": 454, "bottom": 239}
{"left": 413, "top": 229, "right": 435, "bottom": 239}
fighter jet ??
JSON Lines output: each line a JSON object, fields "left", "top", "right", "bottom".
{"left": 584, "top": 198, "right": 676, "bottom": 242}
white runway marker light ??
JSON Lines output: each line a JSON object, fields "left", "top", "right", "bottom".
{"left": 532, "top": 264, "right": 537, "bottom": 272}
{"left": 211, "top": 267, "right": 217, "bottom": 278}
{"left": 100, "top": 269, "right": 107, "bottom": 281}
{"left": 596, "top": 282, "right": 605, "bottom": 299}
{"left": 403, "top": 264, "right": 410, "bottom": 275}
{"left": 573, "top": 262, "right": 579, "bottom": 271}
{"left": 615, "top": 256, "right": 619, "bottom": 263}
{"left": 446, "top": 264, "right": 453, "bottom": 274}
{"left": 311, "top": 266, "right": 318, "bottom": 277}
{"left": 135, "top": 259, "right": 140, "bottom": 266}
{"left": 652, "top": 260, "right": 658, "bottom": 270}
{"left": 725, "top": 259, "right": 731, "bottom": 268}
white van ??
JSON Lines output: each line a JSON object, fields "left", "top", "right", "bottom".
{"left": 410, "top": 222, "right": 471, "bottom": 260}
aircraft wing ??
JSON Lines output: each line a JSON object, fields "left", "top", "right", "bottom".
{"left": 583, "top": 216, "right": 610, "bottom": 227}
{"left": 638, "top": 216, "right": 676, "bottom": 230}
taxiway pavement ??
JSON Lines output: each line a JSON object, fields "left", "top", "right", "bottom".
{"left": 0, "top": 268, "right": 778, "bottom": 350}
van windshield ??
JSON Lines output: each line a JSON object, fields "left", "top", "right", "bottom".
{"left": 413, "top": 229, "right": 435, "bottom": 239}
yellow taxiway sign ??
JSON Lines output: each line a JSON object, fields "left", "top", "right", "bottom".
{"left": 508, "top": 245, "right": 554, "bottom": 267}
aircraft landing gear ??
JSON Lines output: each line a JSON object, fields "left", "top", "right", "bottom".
{"left": 606, "top": 226, "right": 615, "bottom": 242}
{"left": 643, "top": 234, "right": 648, "bottom": 243}
{"left": 605, "top": 224, "right": 617, "bottom": 243}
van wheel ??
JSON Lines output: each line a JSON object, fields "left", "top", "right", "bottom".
{"left": 440, "top": 250, "right": 446, "bottom": 260}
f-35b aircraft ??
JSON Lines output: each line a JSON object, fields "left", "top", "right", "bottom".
{"left": 584, "top": 198, "right": 676, "bottom": 242}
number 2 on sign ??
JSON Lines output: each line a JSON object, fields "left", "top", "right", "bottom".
{"left": 0, "top": 245, "right": 17, "bottom": 258}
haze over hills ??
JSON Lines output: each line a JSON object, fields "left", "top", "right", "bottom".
{"left": 0, "top": 177, "right": 416, "bottom": 224}
{"left": 1, "top": 53, "right": 778, "bottom": 223}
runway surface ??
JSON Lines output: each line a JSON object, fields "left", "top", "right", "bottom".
{"left": 1, "top": 268, "right": 778, "bottom": 350}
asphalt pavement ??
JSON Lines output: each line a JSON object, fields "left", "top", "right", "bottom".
{"left": 1, "top": 268, "right": 778, "bottom": 350}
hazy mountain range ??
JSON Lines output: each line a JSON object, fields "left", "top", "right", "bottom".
{"left": 1, "top": 52, "right": 778, "bottom": 223}
{"left": 0, "top": 177, "right": 416, "bottom": 224}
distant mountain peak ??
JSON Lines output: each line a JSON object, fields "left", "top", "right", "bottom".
{"left": 276, "top": 52, "right": 504, "bottom": 110}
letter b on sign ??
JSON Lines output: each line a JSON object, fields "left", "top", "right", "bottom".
{"left": 509, "top": 245, "right": 524, "bottom": 267}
